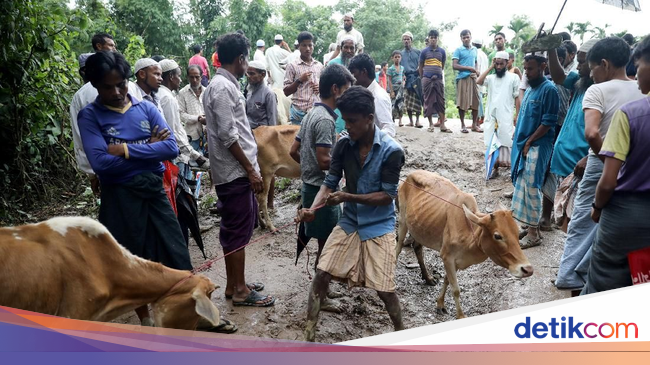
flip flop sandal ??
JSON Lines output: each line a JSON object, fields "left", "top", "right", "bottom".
{"left": 201, "top": 318, "right": 239, "bottom": 334}
{"left": 461, "top": 128, "right": 469, "bottom": 134}
{"left": 398, "top": 123, "right": 404, "bottom": 127}
{"left": 427, "top": 127, "right": 435, "bottom": 132}
{"left": 520, "top": 236, "right": 542, "bottom": 249}
{"left": 225, "top": 282, "right": 265, "bottom": 299}
{"left": 233, "top": 290, "right": 275, "bottom": 307}
{"left": 471, "top": 127, "right": 484, "bottom": 133}
{"left": 440, "top": 128, "right": 453, "bottom": 133}
{"left": 415, "top": 124, "right": 424, "bottom": 128}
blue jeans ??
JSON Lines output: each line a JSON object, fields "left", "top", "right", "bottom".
{"left": 555, "top": 154, "right": 603, "bottom": 289}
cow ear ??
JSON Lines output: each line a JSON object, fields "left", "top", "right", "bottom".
{"left": 192, "top": 288, "right": 220, "bottom": 327}
{"left": 463, "top": 204, "right": 481, "bottom": 225}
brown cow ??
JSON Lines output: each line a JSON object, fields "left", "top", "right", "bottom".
{"left": 0, "top": 217, "right": 221, "bottom": 330}
{"left": 253, "top": 125, "right": 301, "bottom": 231}
{"left": 396, "top": 170, "right": 533, "bottom": 319}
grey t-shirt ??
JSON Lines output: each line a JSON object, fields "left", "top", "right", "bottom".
{"left": 296, "top": 103, "right": 337, "bottom": 186}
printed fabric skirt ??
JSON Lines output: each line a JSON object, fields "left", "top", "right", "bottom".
{"left": 422, "top": 76, "right": 445, "bottom": 118}
{"left": 511, "top": 146, "right": 543, "bottom": 227}
{"left": 215, "top": 177, "right": 258, "bottom": 253}
{"left": 456, "top": 76, "right": 480, "bottom": 111}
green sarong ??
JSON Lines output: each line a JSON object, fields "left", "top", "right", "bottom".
{"left": 302, "top": 183, "right": 341, "bottom": 240}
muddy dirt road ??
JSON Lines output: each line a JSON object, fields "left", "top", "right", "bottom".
{"left": 117, "top": 119, "right": 570, "bottom": 343}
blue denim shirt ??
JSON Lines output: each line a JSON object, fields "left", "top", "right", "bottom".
{"left": 323, "top": 128, "right": 405, "bottom": 241}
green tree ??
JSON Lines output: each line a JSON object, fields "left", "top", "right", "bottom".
{"left": 507, "top": 15, "right": 535, "bottom": 51}
{"left": 572, "top": 21, "right": 593, "bottom": 43}
{"left": 489, "top": 24, "right": 505, "bottom": 37}
{"left": 111, "top": 0, "right": 186, "bottom": 57}
{"left": 0, "top": 0, "right": 89, "bottom": 222}
{"left": 591, "top": 24, "right": 610, "bottom": 39}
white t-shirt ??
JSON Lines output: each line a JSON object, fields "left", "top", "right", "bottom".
{"left": 336, "top": 28, "right": 365, "bottom": 52}
{"left": 368, "top": 80, "right": 395, "bottom": 137}
{"left": 582, "top": 79, "right": 645, "bottom": 155}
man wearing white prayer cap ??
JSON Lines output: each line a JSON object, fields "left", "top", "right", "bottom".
{"left": 246, "top": 59, "right": 278, "bottom": 208}
{"left": 330, "top": 13, "right": 364, "bottom": 61}
{"left": 254, "top": 40, "right": 266, "bottom": 62}
{"left": 477, "top": 49, "right": 521, "bottom": 179}
{"left": 132, "top": 58, "right": 164, "bottom": 114}
{"left": 266, "top": 34, "right": 292, "bottom": 89}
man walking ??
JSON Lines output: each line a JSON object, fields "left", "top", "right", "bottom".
{"left": 511, "top": 52, "right": 559, "bottom": 248}
{"left": 477, "top": 51, "right": 520, "bottom": 177}
{"left": 284, "top": 32, "right": 323, "bottom": 125}
{"left": 203, "top": 32, "right": 275, "bottom": 307}
{"left": 297, "top": 86, "right": 405, "bottom": 342}
{"left": 453, "top": 30, "right": 482, "bottom": 133}
{"left": 400, "top": 32, "right": 423, "bottom": 128}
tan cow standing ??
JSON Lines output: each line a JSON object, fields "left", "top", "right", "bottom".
{"left": 0, "top": 217, "right": 221, "bottom": 330}
{"left": 396, "top": 170, "right": 533, "bottom": 319}
{"left": 253, "top": 125, "right": 301, "bottom": 231}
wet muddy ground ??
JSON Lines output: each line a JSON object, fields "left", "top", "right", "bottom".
{"left": 116, "top": 119, "right": 570, "bottom": 343}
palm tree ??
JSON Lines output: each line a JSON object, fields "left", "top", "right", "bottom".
{"left": 566, "top": 22, "right": 577, "bottom": 38}
{"left": 573, "top": 21, "right": 593, "bottom": 43}
{"left": 508, "top": 15, "right": 533, "bottom": 50}
{"left": 488, "top": 24, "right": 504, "bottom": 37}
{"left": 591, "top": 24, "right": 610, "bottom": 39}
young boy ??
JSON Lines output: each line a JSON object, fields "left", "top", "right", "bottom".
{"left": 387, "top": 51, "right": 405, "bottom": 126}
{"left": 283, "top": 31, "right": 323, "bottom": 125}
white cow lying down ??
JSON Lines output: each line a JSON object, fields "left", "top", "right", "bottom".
{"left": 0, "top": 216, "right": 220, "bottom": 330}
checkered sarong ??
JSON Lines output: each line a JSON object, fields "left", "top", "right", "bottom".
{"left": 404, "top": 89, "right": 422, "bottom": 115}
{"left": 511, "top": 146, "right": 542, "bottom": 227}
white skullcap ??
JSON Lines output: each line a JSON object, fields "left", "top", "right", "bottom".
{"left": 159, "top": 59, "right": 179, "bottom": 73}
{"left": 495, "top": 51, "right": 510, "bottom": 60}
{"left": 248, "top": 60, "right": 267, "bottom": 71}
{"left": 402, "top": 31, "right": 413, "bottom": 40}
{"left": 340, "top": 35, "right": 356, "bottom": 45}
{"left": 294, "top": 40, "right": 299, "bottom": 46}
{"left": 134, "top": 58, "right": 159, "bottom": 74}
{"left": 579, "top": 38, "right": 600, "bottom": 53}
{"left": 256, "top": 39, "right": 265, "bottom": 47}
{"left": 274, "top": 34, "right": 283, "bottom": 41}
{"left": 344, "top": 13, "right": 354, "bottom": 20}
{"left": 473, "top": 39, "right": 483, "bottom": 46}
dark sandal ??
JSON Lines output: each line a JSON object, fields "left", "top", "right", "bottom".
{"left": 415, "top": 124, "right": 424, "bottom": 128}
{"left": 440, "top": 128, "right": 453, "bottom": 133}
{"left": 461, "top": 128, "right": 469, "bottom": 134}
{"left": 232, "top": 290, "right": 275, "bottom": 307}
{"left": 201, "top": 318, "right": 238, "bottom": 334}
{"left": 225, "top": 282, "right": 264, "bottom": 299}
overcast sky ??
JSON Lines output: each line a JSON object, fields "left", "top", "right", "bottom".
{"left": 268, "top": 0, "right": 647, "bottom": 49}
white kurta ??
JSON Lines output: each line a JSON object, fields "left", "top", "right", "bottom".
{"left": 265, "top": 45, "right": 291, "bottom": 90}
{"left": 483, "top": 72, "right": 520, "bottom": 148}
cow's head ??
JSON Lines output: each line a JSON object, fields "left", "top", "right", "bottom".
{"left": 151, "top": 275, "right": 221, "bottom": 330}
{"left": 462, "top": 204, "right": 533, "bottom": 279}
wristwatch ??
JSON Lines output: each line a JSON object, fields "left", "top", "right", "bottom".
{"left": 591, "top": 202, "right": 602, "bottom": 211}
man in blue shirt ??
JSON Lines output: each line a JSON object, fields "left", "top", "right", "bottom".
{"left": 511, "top": 52, "right": 559, "bottom": 248}
{"left": 453, "top": 29, "right": 482, "bottom": 133}
{"left": 401, "top": 31, "right": 423, "bottom": 127}
{"left": 296, "top": 86, "right": 405, "bottom": 342}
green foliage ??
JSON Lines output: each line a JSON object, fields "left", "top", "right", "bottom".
{"left": 123, "top": 35, "right": 146, "bottom": 66}
{"left": 0, "top": 0, "right": 88, "bottom": 222}
{"left": 507, "top": 15, "right": 536, "bottom": 51}
{"left": 275, "top": 177, "right": 293, "bottom": 191}
{"left": 489, "top": 24, "right": 504, "bottom": 37}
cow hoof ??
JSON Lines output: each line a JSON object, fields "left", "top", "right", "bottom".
{"left": 424, "top": 277, "right": 438, "bottom": 286}
{"left": 436, "top": 307, "right": 447, "bottom": 315}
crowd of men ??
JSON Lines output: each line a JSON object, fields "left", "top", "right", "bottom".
{"left": 69, "top": 11, "right": 649, "bottom": 341}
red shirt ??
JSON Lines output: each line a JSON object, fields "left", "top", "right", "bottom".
{"left": 189, "top": 54, "right": 210, "bottom": 77}
{"left": 211, "top": 52, "right": 221, "bottom": 69}
{"left": 377, "top": 72, "right": 388, "bottom": 90}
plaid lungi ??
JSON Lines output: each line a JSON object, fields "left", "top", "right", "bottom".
{"left": 456, "top": 76, "right": 480, "bottom": 111}
{"left": 511, "top": 146, "right": 543, "bottom": 227}
{"left": 404, "top": 89, "right": 422, "bottom": 115}
{"left": 391, "top": 85, "right": 405, "bottom": 119}
{"left": 317, "top": 226, "right": 397, "bottom": 293}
